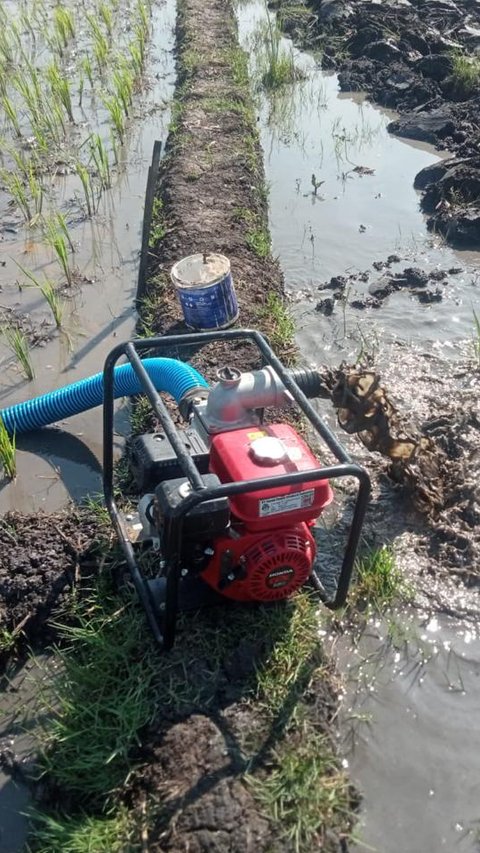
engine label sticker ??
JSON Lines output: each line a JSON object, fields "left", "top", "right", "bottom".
{"left": 259, "top": 489, "right": 315, "bottom": 517}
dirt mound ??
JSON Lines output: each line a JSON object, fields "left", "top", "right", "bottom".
{"left": 142, "top": 715, "right": 274, "bottom": 852}
{"left": 0, "top": 509, "right": 100, "bottom": 647}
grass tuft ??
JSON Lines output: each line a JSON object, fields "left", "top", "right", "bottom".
{"left": 248, "top": 729, "right": 352, "bottom": 852}
{"left": 260, "top": 2, "right": 304, "bottom": 90}
{"left": 451, "top": 52, "right": 480, "bottom": 94}
{"left": 353, "top": 545, "right": 410, "bottom": 611}
{"left": 258, "top": 291, "right": 296, "bottom": 358}
{"left": 38, "top": 587, "right": 159, "bottom": 802}
{"left": 29, "top": 807, "right": 131, "bottom": 853}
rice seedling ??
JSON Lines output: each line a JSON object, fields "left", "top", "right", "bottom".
{"left": 112, "top": 65, "right": 133, "bottom": 116}
{"left": 1, "top": 95, "right": 22, "bottom": 137}
{"left": 19, "top": 7, "right": 38, "bottom": 43}
{"left": 2, "top": 152, "right": 44, "bottom": 222}
{"left": 15, "top": 262, "right": 65, "bottom": 328}
{"left": 81, "top": 56, "right": 94, "bottom": 89}
{"left": 39, "top": 279, "right": 65, "bottom": 328}
{"left": 0, "top": 169, "right": 33, "bottom": 222}
{"left": 98, "top": 2, "right": 113, "bottom": 37}
{"left": 13, "top": 72, "right": 42, "bottom": 127}
{"left": 88, "top": 133, "right": 111, "bottom": 189}
{"left": 110, "top": 131, "right": 119, "bottom": 166}
{"left": 75, "top": 161, "right": 97, "bottom": 216}
{"left": 26, "top": 160, "right": 44, "bottom": 220}
{"left": 9, "top": 19, "right": 22, "bottom": 52}
{"left": 0, "top": 416, "right": 16, "bottom": 480}
{"left": 104, "top": 96, "right": 126, "bottom": 143}
{"left": 0, "top": 28, "right": 15, "bottom": 65}
{"left": 133, "top": 24, "right": 146, "bottom": 67}
{"left": 46, "top": 99, "right": 68, "bottom": 141}
{"left": 78, "top": 72, "right": 84, "bottom": 108}
{"left": 3, "top": 325, "right": 35, "bottom": 380}
{"left": 135, "top": 0, "right": 151, "bottom": 36}
{"left": 31, "top": 122, "right": 49, "bottom": 153}
{"left": 87, "top": 15, "right": 109, "bottom": 67}
{"left": 55, "top": 212, "right": 75, "bottom": 252}
{"left": 53, "top": 6, "right": 75, "bottom": 48}
{"left": 43, "top": 217, "right": 74, "bottom": 286}
{"left": 128, "top": 40, "right": 143, "bottom": 76}
{"left": 47, "top": 62, "right": 74, "bottom": 122}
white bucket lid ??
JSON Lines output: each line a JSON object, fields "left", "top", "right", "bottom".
{"left": 171, "top": 253, "right": 230, "bottom": 287}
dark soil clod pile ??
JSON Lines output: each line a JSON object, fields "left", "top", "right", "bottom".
{"left": 0, "top": 509, "right": 100, "bottom": 647}
{"left": 296, "top": 0, "right": 480, "bottom": 246}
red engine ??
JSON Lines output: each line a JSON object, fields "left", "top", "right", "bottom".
{"left": 200, "top": 423, "right": 333, "bottom": 601}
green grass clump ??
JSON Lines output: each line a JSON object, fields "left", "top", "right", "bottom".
{"left": 247, "top": 593, "right": 354, "bottom": 851}
{"left": 248, "top": 729, "right": 351, "bottom": 852}
{"left": 39, "top": 589, "right": 160, "bottom": 801}
{"left": 255, "top": 591, "right": 321, "bottom": 717}
{"left": 30, "top": 808, "right": 131, "bottom": 853}
{"left": 0, "top": 415, "right": 16, "bottom": 479}
{"left": 233, "top": 206, "right": 271, "bottom": 258}
{"left": 258, "top": 291, "right": 295, "bottom": 358}
{"left": 260, "top": 3, "right": 303, "bottom": 90}
{"left": 148, "top": 196, "right": 167, "bottom": 247}
{"left": 353, "top": 545, "right": 410, "bottom": 611}
{"left": 451, "top": 53, "right": 480, "bottom": 94}
{"left": 246, "top": 224, "right": 270, "bottom": 258}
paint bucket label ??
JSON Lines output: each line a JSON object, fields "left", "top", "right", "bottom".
{"left": 171, "top": 253, "right": 239, "bottom": 330}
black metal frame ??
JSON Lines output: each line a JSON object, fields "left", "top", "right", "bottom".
{"left": 103, "top": 329, "right": 371, "bottom": 649}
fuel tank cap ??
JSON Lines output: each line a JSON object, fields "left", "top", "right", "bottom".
{"left": 249, "top": 436, "right": 287, "bottom": 465}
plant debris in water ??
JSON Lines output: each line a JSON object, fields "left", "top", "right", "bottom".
{"left": 322, "top": 359, "right": 480, "bottom": 581}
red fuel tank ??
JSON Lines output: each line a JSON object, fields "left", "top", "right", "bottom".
{"left": 209, "top": 423, "right": 333, "bottom": 532}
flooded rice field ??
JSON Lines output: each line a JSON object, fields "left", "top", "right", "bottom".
{"left": 0, "top": 0, "right": 175, "bottom": 514}
{"left": 238, "top": 1, "right": 480, "bottom": 851}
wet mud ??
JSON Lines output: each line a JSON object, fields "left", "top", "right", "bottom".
{"left": 317, "top": 261, "right": 466, "bottom": 312}
{"left": 289, "top": 0, "right": 480, "bottom": 246}
{"left": 0, "top": 508, "right": 101, "bottom": 657}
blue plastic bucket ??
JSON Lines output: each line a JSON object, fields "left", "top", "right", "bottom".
{"left": 171, "top": 253, "right": 239, "bottom": 331}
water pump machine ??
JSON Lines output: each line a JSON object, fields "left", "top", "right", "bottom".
{"left": 103, "top": 329, "right": 370, "bottom": 649}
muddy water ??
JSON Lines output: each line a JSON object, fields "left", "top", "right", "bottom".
{"left": 237, "top": 3, "right": 480, "bottom": 851}
{"left": 0, "top": 655, "right": 55, "bottom": 852}
{"left": 336, "top": 615, "right": 480, "bottom": 852}
{"left": 0, "top": 0, "right": 176, "bottom": 514}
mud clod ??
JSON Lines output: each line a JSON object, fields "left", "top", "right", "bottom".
{"left": 0, "top": 509, "right": 99, "bottom": 647}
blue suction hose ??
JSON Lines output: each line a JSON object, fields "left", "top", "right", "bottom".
{"left": 0, "top": 358, "right": 208, "bottom": 435}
